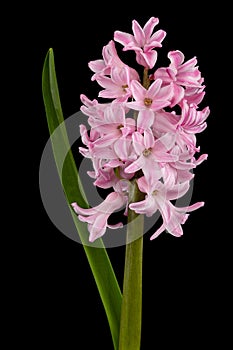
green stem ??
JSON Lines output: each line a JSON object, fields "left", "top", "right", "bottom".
{"left": 143, "top": 68, "right": 150, "bottom": 89}
{"left": 118, "top": 180, "right": 144, "bottom": 350}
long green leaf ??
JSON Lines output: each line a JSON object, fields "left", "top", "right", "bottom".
{"left": 42, "top": 48, "right": 122, "bottom": 350}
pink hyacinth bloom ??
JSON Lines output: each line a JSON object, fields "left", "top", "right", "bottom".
{"left": 129, "top": 176, "right": 204, "bottom": 239}
{"left": 71, "top": 192, "right": 127, "bottom": 242}
{"left": 96, "top": 65, "right": 139, "bottom": 101}
{"left": 73, "top": 17, "right": 210, "bottom": 242}
{"left": 88, "top": 40, "right": 124, "bottom": 80}
{"left": 126, "top": 79, "right": 173, "bottom": 132}
{"left": 88, "top": 40, "right": 139, "bottom": 84}
{"left": 152, "top": 50, "right": 203, "bottom": 106}
{"left": 114, "top": 17, "right": 166, "bottom": 69}
{"left": 125, "top": 129, "right": 177, "bottom": 185}
{"left": 80, "top": 94, "right": 109, "bottom": 129}
{"left": 90, "top": 103, "right": 136, "bottom": 163}
{"left": 175, "top": 101, "right": 210, "bottom": 152}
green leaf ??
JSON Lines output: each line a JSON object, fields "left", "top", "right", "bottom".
{"left": 42, "top": 48, "right": 122, "bottom": 350}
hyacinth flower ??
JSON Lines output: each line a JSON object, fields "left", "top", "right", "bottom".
{"left": 42, "top": 16, "right": 210, "bottom": 350}
{"left": 152, "top": 50, "right": 205, "bottom": 106}
{"left": 114, "top": 17, "right": 166, "bottom": 69}
{"left": 129, "top": 175, "right": 204, "bottom": 238}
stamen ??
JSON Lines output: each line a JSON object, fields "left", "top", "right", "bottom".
{"left": 117, "top": 124, "right": 124, "bottom": 129}
{"left": 144, "top": 97, "right": 153, "bottom": 107}
{"left": 143, "top": 148, "right": 152, "bottom": 156}
{"left": 122, "top": 84, "right": 129, "bottom": 92}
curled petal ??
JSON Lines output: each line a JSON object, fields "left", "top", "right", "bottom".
{"left": 168, "top": 50, "right": 185, "bottom": 67}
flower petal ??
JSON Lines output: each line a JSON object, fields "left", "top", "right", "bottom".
{"left": 130, "top": 80, "right": 147, "bottom": 101}
{"left": 132, "top": 20, "right": 145, "bottom": 47}
{"left": 132, "top": 132, "right": 145, "bottom": 155}
{"left": 124, "top": 155, "right": 145, "bottom": 173}
{"left": 114, "top": 31, "right": 135, "bottom": 46}
{"left": 150, "top": 223, "right": 166, "bottom": 240}
{"left": 137, "top": 109, "right": 155, "bottom": 133}
{"left": 143, "top": 17, "right": 159, "bottom": 39}
{"left": 147, "top": 79, "right": 163, "bottom": 98}
{"left": 168, "top": 50, "right": 184, "bottom": 67}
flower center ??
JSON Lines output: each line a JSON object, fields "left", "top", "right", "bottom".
{"left": 143, "top": 148, "right": 152, "bottom": 156}
{"left": 117, "top": 124, "right": 124, "bottom": 129}
{"left": 152, "top": 190, "right": 158, "bottom": 196}
{"left": 144, "top": 97, "right": 153, "bottom": 107}
{"left": 122, "top": 84, "right": 129, "bottom": 92}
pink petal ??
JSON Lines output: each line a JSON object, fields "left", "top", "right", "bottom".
{"left": 137, "top": 50, "right": 158, "bottom": 69}
{"left": 137, "top": 109, "right": 155, "bottom": 133}
{"left": 142, "top": 159, "right": 162, "bottom": 185}
{"left": 152, "top": 151, "right": 177, "bottom": 163}
{"left": 132, "top": 20, "right": 145, "bottom": 47}
{"left": 132, "top": 132, "right": 145, "bottom": 155}
{"left": 155, "top": 82, "right": 173, "bottom": 100}
{"left": 125, "top": 155, "right": 145, "bottom": 173}
{"left": 150, "top": 29, "right": 167, "bottom": 44}
{"left": 114, "top": 137, "right": 130, "bottom": 161}
{"left": 71, "top": 202, "right": 96, "bottom": 216}
{"left": 143, "top": 17, "right": 159, "bottom": 39}
{"left": 151, "top": 99, "right": 171, "bottom": 111}
{"left": 130, "top": 80, "right": 147, "bottom": 101}
{"left": 165, "top": 181, "right": 190, "bottom": 200}
{"left": 102, "top": 40, "right": 123, "bottom": 67}
{"left": 170, "top": 84, "right": 184, "bottom": 107}
{"left": 89, "top": 214, "right": 107, "bottom": 242}
{"left": 176, "top": 201, "right": 205, "bottom": 213}
{"left": 153, "top": 67, "right": 174, "bottom": 84}
{"left": 108, "top": 222, "right": 124, "bottom": 229}
{"left": 154, "top": 133, "right": 176, "bottom": 152}
{"left": 147, "top": 79, "right": 163, "bottom": 98}
{"left": 195, "top": 154, "right": 208, "bottom": 165}
{"left": 98, "top": 89, "right": 124, "bottom": 99}
{"left": 92, "top": 147, "right": 117, "bottom": 159}
{"left": 144, "top": 128, "right": 155, "bottom": 149}
{"left": 125, "top": 100, "right": 148, "bottom": 111}
{"left": 129, "top": 195, "right": 157, "bottom": 216}
{"left": 168, "top": 50, "right": 184, "bottom": 67}
{"left": 93, "top": 132, "right": 119, "bottom": 147}
{"left": 88, "top": 59, "right": 105, "bottom": 73}
{"left": 111, "top": 66, "right": 128, "bottom": 86}
{"left": 96, "top": 75, "right": 117, "bottom": 89}
{"left": 178, "top": 56, "right": 197, "bottom": 72}
{"left": 136, "top": 176, "right": 150, "bottom": 193}
{"left": 114, "top": 30, "right": 135, "bottom": 46}
{"left": 150, "top": 224, "right": 166, "bottom": 240}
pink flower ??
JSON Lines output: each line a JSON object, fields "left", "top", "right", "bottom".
{"left": 88, "top": 40, "right": 124, "bottom": 81}
{"left": 73, "top": 17, "right": 210, "bottom": 242}
{"left": 96, "top": 65, "right": 139, "bottom": 101}
{"left": 175, "top": 101, "right": 210, "bottom": 152}
{"left": 114, "top": 17, "right": 166, "bottom": 69}
{"left": 71, "top": 192, "right": 127, "bottom": 242}
{"left": 152, "top": 101, "right": 210, "bottom": 152}
{"left": 126, "top": 79, "right": 173, "bottom": 132}
{"left": 90, "top": 103, "right": 136, "bottom": 162}
{"left": 125, "top": 130, "right": 177, "bottom": 185}
{"left": 88, "top": 40, "right": 140, "bottom": 89}
{"left": 129, "top": 176, "right": 204, "bottom": 239}
{"left": 152, "top": 50, "right": 203, "bottom": 106}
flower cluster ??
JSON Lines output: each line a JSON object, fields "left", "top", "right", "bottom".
{"left": 72, "top": 17, "right": 210, "bottom": 242}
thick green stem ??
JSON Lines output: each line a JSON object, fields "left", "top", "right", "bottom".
{"left": 118, "top": 181, "right": 144, "bottom": 350}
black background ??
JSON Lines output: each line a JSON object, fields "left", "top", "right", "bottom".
{"left": 13, "top": 2, "right": 230, "bottom": 349}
